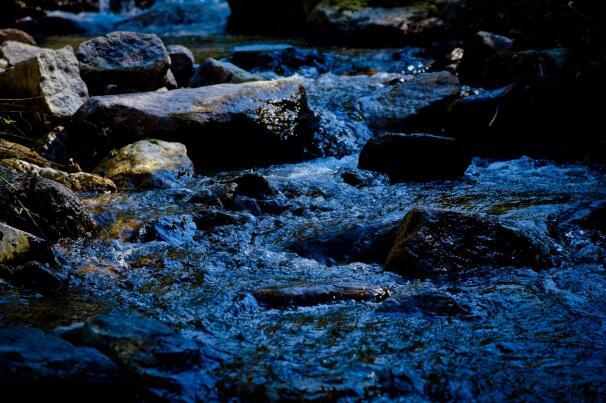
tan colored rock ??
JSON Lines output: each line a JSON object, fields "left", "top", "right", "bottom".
{"left": 0, "top": 28, "right": 36, "bottom": 46}
{"left": 0, "top": 222, "right": 52, "bottom": 265}
{"left": 0, "top": 138, "right": 52, "bottom": 167}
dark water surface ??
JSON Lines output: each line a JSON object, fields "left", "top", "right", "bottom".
{"left": 2, "top": 1, "right": 606, "bottom": 400}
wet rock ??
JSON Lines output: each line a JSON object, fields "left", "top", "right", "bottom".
{"left": 193, "top": 209, "right": 248, "bottom": 230}
{"left": 340, "top": 169, "right": 374, "bottom": 188}
{"left": 2, "top": 159, "right": 116, "bottom": 193}
{"left": 10, "top": 261, "right": 65, "bottom": 291}
{"left": 0, "top": 165, "right": 98, "bottom": 241}
{"left": 72, "top": 79, "right": 318, "bottom": 170}
{"left": 139, "top": 214, "right": 197, "bottom": 244}
{"left": 385, "top": 207, "right": 555, "bottom": 277}
{"left": 0, "top": 138, "right": 52, "bottom": 167}
{"left": 56, "top": 313, "right": 203, "bottom": 401}
{"left": 0, "top": 222, "right": 53, "bottom": 265}
{"left": 189, "top": 57, "right": 262, "bottom": 87}
{"left": 0, "top": 46, "right": 88, "bottom": 116}
{"left": 167, "top": 44, "right": 195, "bottom": 87}
{"left": 359, "top": 133, "right": 471, "bottom": 182}
{"left": 0, "top": 40, "right": 42, "bottom": 66}
{"left": 231, "top": 44, "right": 327, "bottom": 76}
{"left": 0, "top": 326, "right": 123, "bottom": 401}
{"left": 227, "top": 0, "right": 320, "bottom": 34}
{"left": 0, "top": 28, "right": 36, "bottom": 45}
{"left": 253, "top": 283, "right": 391, "bottom": 308}
{"left": 378, "top": 290, "right": 471, "bottom": 317}
{"left": 232, "top": 173, "right": 275, "bottom": 199}
{"left": 75, "top": 31, "right": 171, "bottom": 95}
{"left": 94, "top": 140, "right": 193, "bottom": 190}
{"left": 307, "top": 0, "right": 448, "bottom": 46}
{"left": 550, "top": 201, "right": 606, "bottom": 240}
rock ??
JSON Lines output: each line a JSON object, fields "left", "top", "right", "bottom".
{"left": 0, "top": 41, "right": 42, "bottom": 66}
{"left": 378, "top": 289, "right": 471, "bottom": 317}
{"left": 139, "top": 214, "right": 197, "bottom": 244}
{"left": 0, "top": 326, "right": 123, "bottom": 400}
{"left": 75, "top": 31, "right": 171, "bottom": 95}
{"left": 189, "top": 58, "right": 262, "bottom": 87}
{"left": 0, "top": 46, "right": 88, "bottom": 117}
{"left": 0, "top": 138, "right": 52, "bottom": 167}
{"left": 56, "top": 313, "right": 203, "bottom": 401}
{"left": 474, "top": 31, "right": 514, "bottom": 51}
{"left": 0, "top": 223, "right": 53, "bottom": 265}
{"left": 227, "top": 0, "right": 320, "bottom": 34}
{"left": 306, "top": 0, "right": 448, "bottom": 46}
{"left": 192, "top": 209, "right": 248, "bottom": 230}
{"left": 340, "top": 169, "right": 374, "bottom": 188}
{"left": 71, "top": 79, "right": 318, "bottom": 170}
{"left": 550, "top": 201, "right": 606, "bottom": 240}
{"left": 167, "top": 44, "right": 195, "bottom": 87}
{"left": 358, "top": 133, "right": 471, "bottom": 182}
{"left": 40, "top": 126, "right": 69, "bottom": 164}
{"left": 94, "top": 140, "right": 193, "bottom": 190}
{"left": 232, "top": 173, "right": 275, "bottom": 199}
{"left": 231, "top": 44, "right": 327, "bottom": 76}
{"left": 10, "top": 261, "right": 65, "bottom": 291}
{"left": 253, "top": 283, "right": 391, "bottom": 308}
{"left": 385, "top": 207, "right": 555, "bottom": 277}
{"left": 2, "top": 159, "right": 116, "bottom": 193}
{"left": 0, "top": 28, "right": 36, "bottom": 45}
{"left": 0, "top": 165, "right": 98, "bottom": 241}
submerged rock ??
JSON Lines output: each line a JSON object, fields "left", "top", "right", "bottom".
{"left": 167, "top": 44, "right": 195, "bottom": 87}
{"left": 253, "top": 283, "right": 391, "bottom": 308}
{"left": 0, "top": 327, "right": 122, "bottom": 400}
{"left": 2, "top": 159, "right": 116, "bottom": 193}
{"left": 378, "top": 289, "right": 471, "bottom": 317}
{"left": 0, "top": 222, "right": 53, "bottom": 265}
{"left": 139, "top": 214, "right": 197, "bottom": 245}
{"left": 0, "top": 46, "right": 88, "bottom": 116}
{"left": 385, "top": 207, "right": 555, "bottom": 276}
{"left": 0, "top": 165, "right": 98, "bottom": 241}
{"left": 189, "top": 57, "right": 262, "bottom": 87}
{"left": 358, "top": 133, "right": 471, "bottom": 182}
{"left": 0, "top": 28, "right": 36, "bottom": 45}
{"left": 72, "top": 79, "right": 318, "bottom": 170}
{"left": 75, "top": 31, "right": 171, "bottom": 95}
{"left": 94, "top": 140, "right": 193, "bottom": 190}
{"left": 231, "top": 44, "right": 327, "bottom": 76}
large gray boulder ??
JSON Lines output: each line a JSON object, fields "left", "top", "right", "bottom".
{"left": 0, "top": 46, "right": 88, "bottom": 116}
{"left": 72, "top": 79, "right": 318, "bottom": 170}
{"left": 75, "top": 31, "right": 171, "bottom": 95}
{"left": 94, "top": 140, "right": 194, "bottom": 190}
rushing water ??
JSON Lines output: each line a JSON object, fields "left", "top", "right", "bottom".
{"left": 3, "top": 1, "right": 606, "bottom": 401}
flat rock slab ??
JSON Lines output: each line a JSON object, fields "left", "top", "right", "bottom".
{"left": 72, "top": 79, "right": 318, "bottom": 170}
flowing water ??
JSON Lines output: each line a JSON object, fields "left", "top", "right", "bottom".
{"left": 2, "top": 1, "right": 606, "bottom": 400}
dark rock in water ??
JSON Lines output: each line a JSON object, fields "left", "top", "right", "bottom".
{"left": 0, "top": 326, "right": 123, "bottom": 401}
{"left": 0, "top": 223, "right": 54, "bottom": 265}
{"left": 75, "top": 31, "right": 171, "bottom": 95}
{"left": 167, "top": 44, "right": 195, "bottom": 87}
{"left": 358, "top": 133, "right": 471, "bottom": 183}
{"left": 231, "top": 44, "right": 327, "bottom": 76}
{"left": 227, "top": 0, "right": 320, "bottom": 34}
{"left": 71, "top": 79, "right": 318, "bottom": 170}
{"left": 56, "top": 313, "right": 204, "bottom": 401}
{"left": 385, "top": 207, "right": 555, "bottom": 277}
{"left": 253, "top": 283, "right": 391, "bottom": 308}
{"left": 549, "top": 201, "right": 606, "bottom": 239}
{"left": 232, "top": 173, "right": 275, "bottom": 199}
{"left": 193, "top": 209, "right": 248, "bottom": 230}
{"left": 378, "top": 290, "right": 471, "bottom": 317}
{"left": 94, "top": 140, "right": 194, "bottom": 190}
{"left": 139, "top": 214, "right": 197, "bottom": 245}
{"left": 0, "top": 28, "right": 36, "bottom": 45}
{"left": 0, "top": 165, "right": 98, "bottom": 241}
{"left": 189, "top": 57, "right": 262, "bottom": 87}
{"left": 340, "top": 169, "right": 374, "bottom": 189}
{"left": 0, "top": 46, "right": 88, "bottom": 116}
{"left": 10, "top": 261, "right": 65, "bottom": 292}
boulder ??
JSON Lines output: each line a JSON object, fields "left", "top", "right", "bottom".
{"left": 227, "top": 0, "right": 321, "bottom": 34}
{"left": 2, "top": 159, "right": 116, "bottom": 193}
{"left": 385, "top": 207, "right": 555, "bottom": 277}
{"left": 231, "top": 44, "right": 327, "bottom": 77}
{"left": 0, "top": 138, "right": 52, "bottom": 167}
{"left": 0, "top": 223, "right": 53, "bottom": 265}
{"left": 306, "top": 0, "right": 448, "bottom": 46}
{"left": 189, "top": 58, "right": 262, "bottom": 87}
{"left": 75, "top": 31, "right": 171, "bottom": 95}
{"left": 0, "top": 165, "right": 98, "bottom": 241}
{"left": 71, "top": 79, "right": 318, "bottom": 170}
{"left": 0, "top": 41, "right": 43, "bottom": 66}
{"left": 358, "top": 133, "right": 471, "bottom": 182}
{"left": 253, "top": 283, "right": 391, "bottom": 308}
{"left": 0, "top": 327, "right": 123, "bottom": 401}
{"left": 0, "top": 46, "right": 88, "bottom": 117}
{"left": 10, "top": 261, "right": 65, "bottom": 292}
{"left": 232, "top": 173, "right": 275, "bottom": 199}
{"left": 0, "top": 28, "right": 36, "bottom": 45}
{"left": 167, "top": 44, "right": 195, "bottom": 87}
{"left": 94, "top": 140, "right": 193, "bottom": 190}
